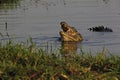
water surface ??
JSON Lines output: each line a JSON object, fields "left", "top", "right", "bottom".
{"left": 0, "top": 0, "right": 120, "bottom": 54}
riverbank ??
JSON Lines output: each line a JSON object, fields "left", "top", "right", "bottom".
{"left": 0, "top": 39, "right": 119, "bottom": 80}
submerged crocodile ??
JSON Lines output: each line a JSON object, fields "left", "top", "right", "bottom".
{"left": 88, "top": 25, "right": 113, "bottom": 32}
{"left": 59, "top": 21, "right": 83, "bottom": 42}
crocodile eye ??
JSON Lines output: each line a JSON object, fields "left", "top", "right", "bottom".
{"left": 62, "top": 26, "right": 68, "bottom": 32}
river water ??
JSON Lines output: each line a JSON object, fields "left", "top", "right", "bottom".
{"left": 0, "top": 0, "right": 120, "bottom": 55}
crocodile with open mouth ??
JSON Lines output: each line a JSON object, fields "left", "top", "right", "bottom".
{"left": 59, "top": 21, "right": 83, "bottom": 42}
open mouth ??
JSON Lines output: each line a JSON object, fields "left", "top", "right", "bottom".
{"left": 60, "top": 31, "right": 78, "bottom": 41}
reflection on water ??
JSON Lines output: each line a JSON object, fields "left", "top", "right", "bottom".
{"left": 61, "top": 42, "right": 79, "bottom": 57}
{"left": 0, "top": 0, "right": 20, "bottom": 4}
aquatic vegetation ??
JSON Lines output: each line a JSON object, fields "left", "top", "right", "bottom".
{"left": 0, "top": 39, "right": 119, "bottom": 80}
{"left": 0, "top": 0, "right": 20, "bottom": 4}
{"left": 0, "top": 0, "right": 21, "bottom": 10}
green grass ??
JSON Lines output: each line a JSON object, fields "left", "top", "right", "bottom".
{"left": 0, "top": 39, "right": 120, "bottom": 80}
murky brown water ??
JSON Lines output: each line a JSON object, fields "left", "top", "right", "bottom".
{"left": 0, "top": 0, "right": 120, "bottom": 54}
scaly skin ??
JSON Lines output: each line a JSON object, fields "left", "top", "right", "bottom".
{"left": 59, "top": 21, "right": 83, "bottom": 42}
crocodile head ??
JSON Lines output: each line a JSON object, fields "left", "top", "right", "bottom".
{"left": 59, "top": 21, "right": 83, "bottom": 42}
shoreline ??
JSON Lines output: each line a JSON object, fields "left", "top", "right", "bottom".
{"left": 0, "top": 40, "right": 119, "bottom": 79}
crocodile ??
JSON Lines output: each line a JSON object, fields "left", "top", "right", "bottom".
{"left": 59, "top": 21, "right": 83, "bottom": 42}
